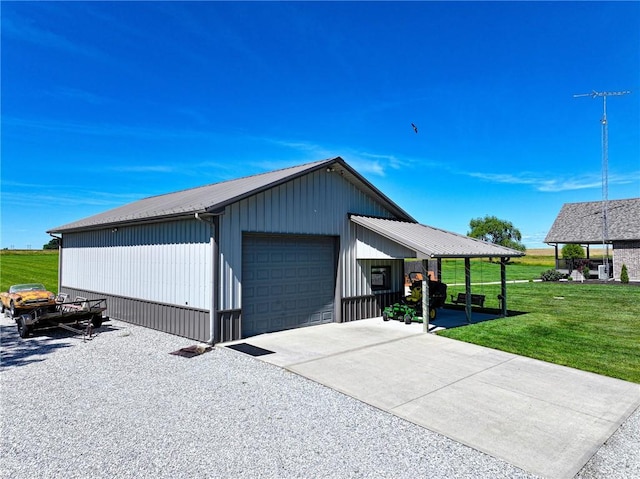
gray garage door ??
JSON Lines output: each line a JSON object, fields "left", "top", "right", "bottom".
{"left": 242, "top": 234, "right": 337, "bottom": 337}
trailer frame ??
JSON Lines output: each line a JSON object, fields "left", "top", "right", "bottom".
{"left": 16, "top": 295, "right": 109, "bottom": 340}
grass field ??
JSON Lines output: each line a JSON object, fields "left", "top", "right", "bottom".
{"left": 2, "top": 250, "right": 638, "bottom": 383}
{"left": 439, "top": 281, "right": 640, "bottom": 383}
{"left": 0, "top": 250, "right": 58, "bottom": 292}
{"left": 438, "top": 258, "right": 551, "bottom": 287}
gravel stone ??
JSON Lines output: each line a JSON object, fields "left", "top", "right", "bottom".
{"left": 1, "top": 316, "right": 636, "bottom": 478}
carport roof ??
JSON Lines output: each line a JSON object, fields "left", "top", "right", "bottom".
{"left": 351, "top": 215, "right": 526, "bottom": 259}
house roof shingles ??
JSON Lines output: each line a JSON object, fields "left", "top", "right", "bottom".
{"left": 544, "top": 198, "right": 640, "bottom": 244}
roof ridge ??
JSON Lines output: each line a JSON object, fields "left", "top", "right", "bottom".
{"left": 142, "top": 157, "right": 339, "bottom": 201}
{"left": 562, "top": 197, "right": 640, "bottom": 206}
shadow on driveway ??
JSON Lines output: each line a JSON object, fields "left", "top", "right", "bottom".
{"left": 0, "top": 317, "right": 120, "bottom": 371}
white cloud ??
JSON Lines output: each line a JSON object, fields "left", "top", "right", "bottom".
{"left": 53, "top": 87, "right": 112, "bottom": 105}
{"left": 347, "top": 159, "right": 386, "bottom": 176}
{"left": 1, "top": 190, "right": 144, "bottom": 208}
{"left": 465, "top": 170, "right": 640, "bottom": 193}
{"left": 3, "top": 116, "right": 213, "bottom": 140}
{"left": 109, "top": 165, "right": 175, "bottom": 173}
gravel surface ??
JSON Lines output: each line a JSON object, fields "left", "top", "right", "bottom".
{"left": 1, "top": 316, "right": 637, "bottom": 478}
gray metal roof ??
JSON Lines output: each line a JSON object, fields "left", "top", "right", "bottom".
{"left": 48, "top": 157, "right": 413, "bottom": 233}
{"left": 351, "top": 215, "right": 526, "bottom": 259}
{"left": 544, "top": 198, "right": 640, "bottom": 244}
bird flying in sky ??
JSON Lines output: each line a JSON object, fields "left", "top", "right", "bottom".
{"left": 411, "top": 123, "right": 418, "bottom": 133}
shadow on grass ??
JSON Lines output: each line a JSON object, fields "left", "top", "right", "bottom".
{"left": 429, "top": 305, "right": 528, "bottom": 331}
{"left": 0, "top": 321, "right": 121, "bottom": 371}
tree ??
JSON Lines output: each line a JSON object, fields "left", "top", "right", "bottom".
{"left": 467, "top": 215, "right": 526, "bottom": 252}
{"left": 43, "top": 238, "right": 60, "bottom": 250}
{"left": 561, "top": 244, "right": 585, "bottom": 274}
{"left": 561, "top": 244, "right": 585, "bottom": 260}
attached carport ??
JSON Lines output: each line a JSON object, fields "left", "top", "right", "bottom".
{"left": 350, "top": 215, "right": 526, "bottom": 330}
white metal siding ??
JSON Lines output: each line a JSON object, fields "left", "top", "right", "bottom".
{"left": 355, "top": 224, "right": 416, "bottom": 259}
{"left": 61, "top": 219, "right": 212, "bottom": 309}
{"left": 218, "top": 168, "right": 396, "bottom": 311}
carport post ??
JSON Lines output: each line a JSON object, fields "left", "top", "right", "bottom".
{"left": 465, "top": 257, "right": 472, "bottom": 323}
{"left": 421, "top": 259, "right": 429, "bottom": 333}
{"left": 500, "top": 257, "right": 508, "bottom": 317}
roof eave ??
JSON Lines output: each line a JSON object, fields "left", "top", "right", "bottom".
{"left": 47, "top": 210, "right": 214, "bottom": 234}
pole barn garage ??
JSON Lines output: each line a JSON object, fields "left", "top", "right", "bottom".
{"left": 48, "top": 157, "right": 522, "bottom": 343}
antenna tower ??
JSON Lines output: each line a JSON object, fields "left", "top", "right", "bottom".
{"left": 573, "top": 89, "right": 631, "bottom": 277}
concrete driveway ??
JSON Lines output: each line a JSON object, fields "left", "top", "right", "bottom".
{"left": 222, "top": 318, "right": 640, "bottom": 479}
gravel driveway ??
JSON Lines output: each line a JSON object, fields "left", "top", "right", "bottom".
{"left": 1, "top": 316, "right": 637, "bottom": 478}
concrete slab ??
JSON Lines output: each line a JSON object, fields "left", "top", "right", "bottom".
{"left": 392, "top": 374, "right": 615, "bottom": 479}
{"left": 221, "top": 318, "right": 640, "bottom": 479}
{"left": 224, "top": 316, "right": 424, "bottom": 367}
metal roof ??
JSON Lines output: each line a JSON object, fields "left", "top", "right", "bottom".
{"left": 48, "top": 157, "right": 413, "bottom": 233}
{"left": 544, "top": 198, "right": 640, "bottom": 244}
{"left": 351, "top": 215, "right": 525, "bottom": 259}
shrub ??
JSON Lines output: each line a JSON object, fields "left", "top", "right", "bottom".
{"left": 621, "top": 264, "right": 629, "bottom": 284}
{"left": 574, "top": 259, "right": 590, "bottom": 279}
{"left": 540, "top": 269, "right": 564, "bottom": 281}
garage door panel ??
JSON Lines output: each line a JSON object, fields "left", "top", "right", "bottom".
{"left": 242, "top": 235, "right": 336, "bottom": 337}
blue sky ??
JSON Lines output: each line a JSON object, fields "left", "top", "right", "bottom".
{"left": 2, "top": 1, "right": 639, "bottom": 250}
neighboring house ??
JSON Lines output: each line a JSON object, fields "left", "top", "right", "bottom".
{"left": 545, "top": 198, "right": 640, "bottom": 282}
{"left": 48, "top": 157, "right": 523, "bottom": 343}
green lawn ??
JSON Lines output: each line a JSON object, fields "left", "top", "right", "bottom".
{"left": 438, "top": 281, "right": 640, "bottom": 383}
{"left": 0, "top": 250, "right": 59, "bottom": 292}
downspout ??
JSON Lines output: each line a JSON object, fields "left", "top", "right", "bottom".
{"left": 48, "top": 233, "right": 63, "bottom": 293}
{"left": 195, "top": 213, "right": 220, "bottom": 345}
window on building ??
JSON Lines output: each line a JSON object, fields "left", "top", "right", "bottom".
{"left": 371, "top": 266, "right": 391, "bottom": 291}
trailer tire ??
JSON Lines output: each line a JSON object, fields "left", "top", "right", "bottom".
{"left": 17, "top": 316, "right": 31, "bottom": 338}
{"left": 91, "top": 315, "right": 103, "bottom": 329}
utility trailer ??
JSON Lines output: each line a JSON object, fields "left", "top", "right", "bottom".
{"left": 16, "top": 294, "right": 108, "bottom": 340}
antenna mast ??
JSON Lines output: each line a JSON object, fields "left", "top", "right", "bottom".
{"left": 573, "top": 89, "right": 631, "bottom": 278}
